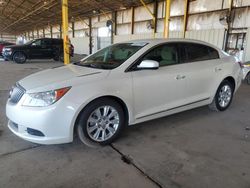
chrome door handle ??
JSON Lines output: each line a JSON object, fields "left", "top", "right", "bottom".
{"left": 176, "top": 75, "right": 186, "bottom": 80}
{"left": 215, "top": 67, "right": 222, "bottom": 72}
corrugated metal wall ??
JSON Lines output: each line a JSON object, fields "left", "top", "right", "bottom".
{"left": 114, "top": 29, "right": 224, "bottom": 49}
{"left": 185, "top": 29, "right": 225, "bottom": 48}
{"left": 71, "top": 37, "right": 89, "bottom": 55}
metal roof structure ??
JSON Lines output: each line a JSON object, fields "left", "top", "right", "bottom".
{"left": 0, "top": 0, "right": 153, "bottom": 34}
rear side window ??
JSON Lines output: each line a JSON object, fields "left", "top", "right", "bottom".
{"left": 42, "top": 39, "right": 52, "bottom": 46}
{"left": 208, "top": 47, "right": 220, "bottom": 59}
{"left": 180, "top": 43, "right": 219, "bottom": 63}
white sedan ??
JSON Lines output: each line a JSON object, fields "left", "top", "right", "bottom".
{"left": 6, "top": 39, "right": 242, "bottom": 146}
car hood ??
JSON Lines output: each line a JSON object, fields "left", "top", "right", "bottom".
{"left": 19, "top": 64, "right": 107, "bottom": 91}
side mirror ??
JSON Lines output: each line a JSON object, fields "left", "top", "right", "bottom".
{"left": 137, "top": 60, "right": 159, "bottom": 70}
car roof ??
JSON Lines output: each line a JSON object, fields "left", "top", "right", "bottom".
{"left": 35, "top": 38, "right": 62, "bottom": 41}
{"left": 124, "top": 38, "right": 220, "bottom": 50}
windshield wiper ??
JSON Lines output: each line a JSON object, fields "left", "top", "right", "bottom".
{"left": 73, "top": 62, "right": 114, "bottom": 70}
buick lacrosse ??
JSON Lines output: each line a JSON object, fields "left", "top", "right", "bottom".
{"left": 6, "top": 39, "right": 242, "bottom": 146}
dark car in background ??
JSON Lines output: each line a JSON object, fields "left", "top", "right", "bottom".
{"left": 2, "top": 38, "right": 74, "bottom": 64}
{"left": 0, "top": 41, "right": 15, "bottom": 57}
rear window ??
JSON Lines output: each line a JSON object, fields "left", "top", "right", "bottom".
{"left": 180, "top": 43, "right": 219, "bottom": 63}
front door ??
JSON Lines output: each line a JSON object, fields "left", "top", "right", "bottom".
{"left": 131, "top": 43, "right": 188, "bottom": 120}
{"left": 29, "top": 39, "right": 53, "bottom": 59}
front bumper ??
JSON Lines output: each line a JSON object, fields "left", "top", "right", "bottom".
{"left": 6, "top": 97, "right": 77, "bottom": 145}
{"left": 2, "top": 51, "right": 12, "bottom": 60}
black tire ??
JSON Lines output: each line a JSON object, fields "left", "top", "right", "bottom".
{"left": 77, "top": 98, "right": 125, "bottom": 147}
{"left": 53, "top": 56, "right": 59, "bottom": 61}
{"left": 246, "top": 73, "right": 250, "bottom": 85}
{"left": 13, "top": 52, "right": 26, "bottom": 64}
{"left": 59, "top": 53, "right": 64, "bottom": 62}
{"left": 209, "top": 80, "right": 234, "bottom": 111}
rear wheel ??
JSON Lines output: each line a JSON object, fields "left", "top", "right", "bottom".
{"left": 59, "top": 53, "right": 64, "bottom": 62}
{"left": 209, "top": 80, "right": 234, "bottom": 111}
{"left": 77, "top": 98, "right": 125, "bottom": 147}
{"left": 13, "top": 52, "right": 26, "bottom": 64}
{"left": 53, "top": 56, "right": 59, "bottom": 61}
{"left": 246, "top": 73, "right": 250, "bottom": 85}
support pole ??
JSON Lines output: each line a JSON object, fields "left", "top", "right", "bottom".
{"left": 140, "top": 0, "right": 156, "bottom": 38}
{"left": 62, "top": 0, "right": 70, "bottom": 65}
{"left": 89, "top": 17, "right": 92, "bottom": 55}
{"left": 153, "top": 0, "right": 158, "bottom": 34}
{"left": 114, "top": 11, "right": 117, "bottom": 36}
{"left": 183, "top": 0, "right": 189, "bottom": 38}
{"left": 131, "top": 7, "right": 135, "bottom": 35}
{"left": 72, "top": 22, "right": 75, "bottom": 38}
{"left": 50, "top": 26, "right": 53, "bottom": 38}
{"left": 224, "top": 0, "right": 234, "bottom": 51}
{"left": 43, "top": 28, "right": 45, "bottom": 38}
{"left": 59, "top": 24, "right": 62, "bottom": 38}
{"left": 164, "top": 0, "right": 171, "bottom": 38}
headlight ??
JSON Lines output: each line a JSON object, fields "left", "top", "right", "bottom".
{"left": 3, "top": 48, "right": 11, "bottom": 52}
{"left": 22, "top": 87, "right": 71, "bottom": 107}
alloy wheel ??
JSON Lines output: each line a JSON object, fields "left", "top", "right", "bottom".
{"left": 218, "top": 85, "right": 232, "bottom": 108}
{"left": 86, "top": 105, "right": 120, "bottom": 142}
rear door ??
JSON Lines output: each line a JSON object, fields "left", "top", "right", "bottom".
{"left": 29, "top": 39, "right": 43, "bottom": 58}
{"left": 178, "top": 43, "right": 221, "bottom": 103}
{"left": 40, "top": 39, "right": 54, "bottom": 58}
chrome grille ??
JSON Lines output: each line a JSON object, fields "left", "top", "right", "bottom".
{"left": 9, "top": 83, "right": 26, "bottom": 104}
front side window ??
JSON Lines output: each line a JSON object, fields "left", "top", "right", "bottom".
{"left": 77, "top": 42, "right": 147, "bottom": 70}
{"left": 31, "top": 40, "right": 42, "bottom": 46}
{"left": 141, "top": 44, "right": 179, "bottom": 67}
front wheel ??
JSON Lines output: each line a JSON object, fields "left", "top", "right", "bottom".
{"left": 209, "top": 80, "right": 234, "bottom": 111}
{"left": 13, "top": 52, "right": 26, "bottom": 64}
{"left": 77, "top": 98, "right": 125, "bottom": 147}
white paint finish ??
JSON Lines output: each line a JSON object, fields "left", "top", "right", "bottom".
{"left": 244, "top": 28, "right": 250, "bottom": 62}
{"left": 6, "top": 39, "right": 242, "bottom": 144}
{"left": 71, "top": 37, "right": 90, "bottom": 55}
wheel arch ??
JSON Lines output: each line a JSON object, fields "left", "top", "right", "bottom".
{"left": 223, "top": 76, "right": 236, "bottom": 92}
{"left": 73, "top": 95, "right": 130, "bottom": 136}
{"left": 12, "top": 50, "right": 28, "bottom": 60}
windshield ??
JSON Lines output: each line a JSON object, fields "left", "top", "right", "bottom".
{"left": 77, "top": 42, "right": 147, "bottom": 70}
{"left": 25, "top": 39, "right": 36, "bottom": 45}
